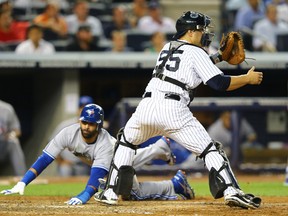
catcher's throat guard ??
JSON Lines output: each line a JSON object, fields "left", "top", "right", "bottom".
{"left": 113, "top": 165, "right": 135, "bottom": 197}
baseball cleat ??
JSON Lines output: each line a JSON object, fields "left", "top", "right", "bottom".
{"left": 94, "top": 191, "right": 118, "bottom": 205}
{"left": 225, "top": 193, "right": 261, "bottom": 209}
{"left": 161, "top": 136, "right": 176, "bottom": 166}
{"left": 171, "top": 170, "right": 195, "bottom": 200}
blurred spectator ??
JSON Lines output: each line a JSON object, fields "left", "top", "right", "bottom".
{"left": 222, "top": 0, "right": 248, "bottom": 33}
{"left": 0, "top": 8, "right": 29, "bottom": 43}
{"left": 207, "top": 111, "right": 261, "bottom": 160}
{"left": 49, "top": 96, "right": 95, "bottom": 176}
{"left": 14, "top": 0, "right": 69, "bottom": 10}
{"left": 106, "top": 30, "right": 133, "bottom": 52}
{"left": 226, "top": 0, "right": 249, "bottom": 11}
{"left": 253, "top": 3, "right": 288, "bottom": 52}
{"left": 233, "top": 0, "right": 266, "bottom": 51}
{"left": 128, "top": 0, "right": 148, "bottom": 28}
{"left": 104, "top": 5, "right": 131, "bottom": 39}
{"left": 234, "top": 0, "right": 265, "bottom": 31}
{"left": 15, "top": 24, "right": 55, "bottom": 54}
{"left": 0, "top": 99, "right": 26, "bottom": 176}
{"left": 0, "top": 0, "right": 12, "bottom": 11}
{"left": 275, "top": 0, "right": 288, "bottom": 23}
{"left": 65, "top": 25, "right": 100, "bottom": 52}
{"left": 144, "top": 31, "right": 166, "bottom": 53}
{"left": 33, "top": 0, "right": 68, "bottom": 40}
{"left": 65, "top": 0, "right": 104, "bottom": 39}
{"left": 137, "top": 0, "right": 175, "bottom": 34}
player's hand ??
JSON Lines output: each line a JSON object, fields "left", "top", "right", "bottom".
{"left": 247, "top": 66, "right": 263, "bottom": 85}
{"left": 0, "top": 182, "right": 26, "bottom": 195}
{"left": 65, "top": 197, "right": 83, "bottom": 205}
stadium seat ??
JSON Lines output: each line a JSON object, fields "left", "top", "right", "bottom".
{"left": 126, "top": 31, "right": 152, "bottom": 52}
{"left": 89, "top": 3, "right": 111, "bottom": 17}
{"left": 276, "top": 33, "right": 288, "bottom": 52}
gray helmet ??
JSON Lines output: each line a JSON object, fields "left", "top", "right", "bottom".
{"left": 173, "top": 11, "right": 212, "bottom": 40}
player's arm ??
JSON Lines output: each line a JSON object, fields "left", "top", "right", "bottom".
{"left": 66, "top": 167, "right": 108, "bottom": 205}
{"left": 209, "top": 51, "right": 222, "bottom": 64}
{"left": 227, "top": 66, "right": 263, "bottom": 91}
{"left": 0, "top": 152, "right": 54, "bottom": 195}
{"left": 206, "top": 66, "right": 263, "bottom": 91}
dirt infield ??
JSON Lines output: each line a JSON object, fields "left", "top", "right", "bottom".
{"left": 0, "top": 175, "right": 287, "bottom": 216}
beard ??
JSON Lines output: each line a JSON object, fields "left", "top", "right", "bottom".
{"left": 81, "top": 128, "right": 98, "bottom": 139}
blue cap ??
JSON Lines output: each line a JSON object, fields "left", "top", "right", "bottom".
{"left": 79, "top": 96, "right": 94, "bottom": 107}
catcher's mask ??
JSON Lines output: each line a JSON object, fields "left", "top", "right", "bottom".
{"left": 173, "top": 11, "right": 214, "bottom": 46}
{"left": 79, "top": 103, "right": 104, "bottom": 130}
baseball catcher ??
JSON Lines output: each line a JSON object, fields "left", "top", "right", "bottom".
{"left": 95, "top": 11, "right": 263, "bottom": 210}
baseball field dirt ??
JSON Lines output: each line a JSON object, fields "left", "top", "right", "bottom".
{"left": 0, "top": 174, "right": 287, "bottom": 216}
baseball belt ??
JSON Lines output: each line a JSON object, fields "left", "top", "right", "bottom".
{"left": 143, "top": 92, "right": 180, "bottom": 101}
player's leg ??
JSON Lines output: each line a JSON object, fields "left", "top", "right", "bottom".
{"left": 73, "top": 162, "right": 90, "bottom": 176}
{"left": 96, "top": 169, "right": 194, "bottom": 201}
{"left": 7, "top": 138, "right": 26, "bottom": 176}
{"left": 97, "top": 100, "right": 161, "bottom": 204}
{"left": 128, "top": 175, "right": 177, "bottom": 200}
{"left": 57, "top": 163, "right": 73, "bottom": 176}
{"left": 133, "top": 136, "right": 175, "bottom": 170}
{"left": 57, "top": 151, "right": 76, "bottom": 176}
{"left": 164, "top": 106, "right": 261, "bottom": 209}
{"left": 98, "top": 129, "right": 137, "bottom": 204}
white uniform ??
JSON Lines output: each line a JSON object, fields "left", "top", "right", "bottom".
{"left": 0, "top": 100, "right": 26, "bottom": 176}
{"left": 45, "top": 124, "right": 178, "bottom": 200}
{"left": 124, "top": 42, "right": 223, "bottom": 147}
{"left": 105, "top": 40, "right": 240, "bottom": 200}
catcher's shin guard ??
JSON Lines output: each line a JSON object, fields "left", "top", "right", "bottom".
{"left": 104, "top": 128, "right": 137, "bottom": 196}
{"left": 113, "top": 165, "right": 135, "bottom": 197}
{"left": 198, "top": 141, "right": 240, "bottom": 199}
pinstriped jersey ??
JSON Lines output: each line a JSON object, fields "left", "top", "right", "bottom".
{"left": 145, "top": 40, "right": 223, "bottom": 100}
{"left": 44, "top": 123, "right": 115, "bottom": 171}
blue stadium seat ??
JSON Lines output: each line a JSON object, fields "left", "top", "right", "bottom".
{"left": 277, "top": 33, "right": 288, "bottom": 52}
{"left": 89, "top": 3, "right": 111, "bottom": 17}
{"left": 126, "top": 31, "right": 152, "bottom": 52}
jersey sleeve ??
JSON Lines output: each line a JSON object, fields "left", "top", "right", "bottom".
{"left": 43, "top": 129, "right": 70, "bottom": 159}
{"left": 192, "top": 48, "right": 223, "bottom": 84}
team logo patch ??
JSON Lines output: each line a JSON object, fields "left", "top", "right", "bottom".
{"left": 86, "top": 109, "right": 95, "bottom": 117}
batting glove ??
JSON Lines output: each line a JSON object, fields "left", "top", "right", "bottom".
{"left": 66, "top": 197, "right": 83, "bottom": 205}
{"left": 0, "top": 182, "right": 26, "bottom": 195}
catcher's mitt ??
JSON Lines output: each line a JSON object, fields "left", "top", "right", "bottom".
{"left": 219, "top": 31, "right": 245, "bottom": 65}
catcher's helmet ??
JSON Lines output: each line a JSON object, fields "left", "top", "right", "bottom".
{"left": 173, "top": 11, "right": 212, "bottom": 39}
{"left": 79, "top": 104, "right": 104, "bottom": 129}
